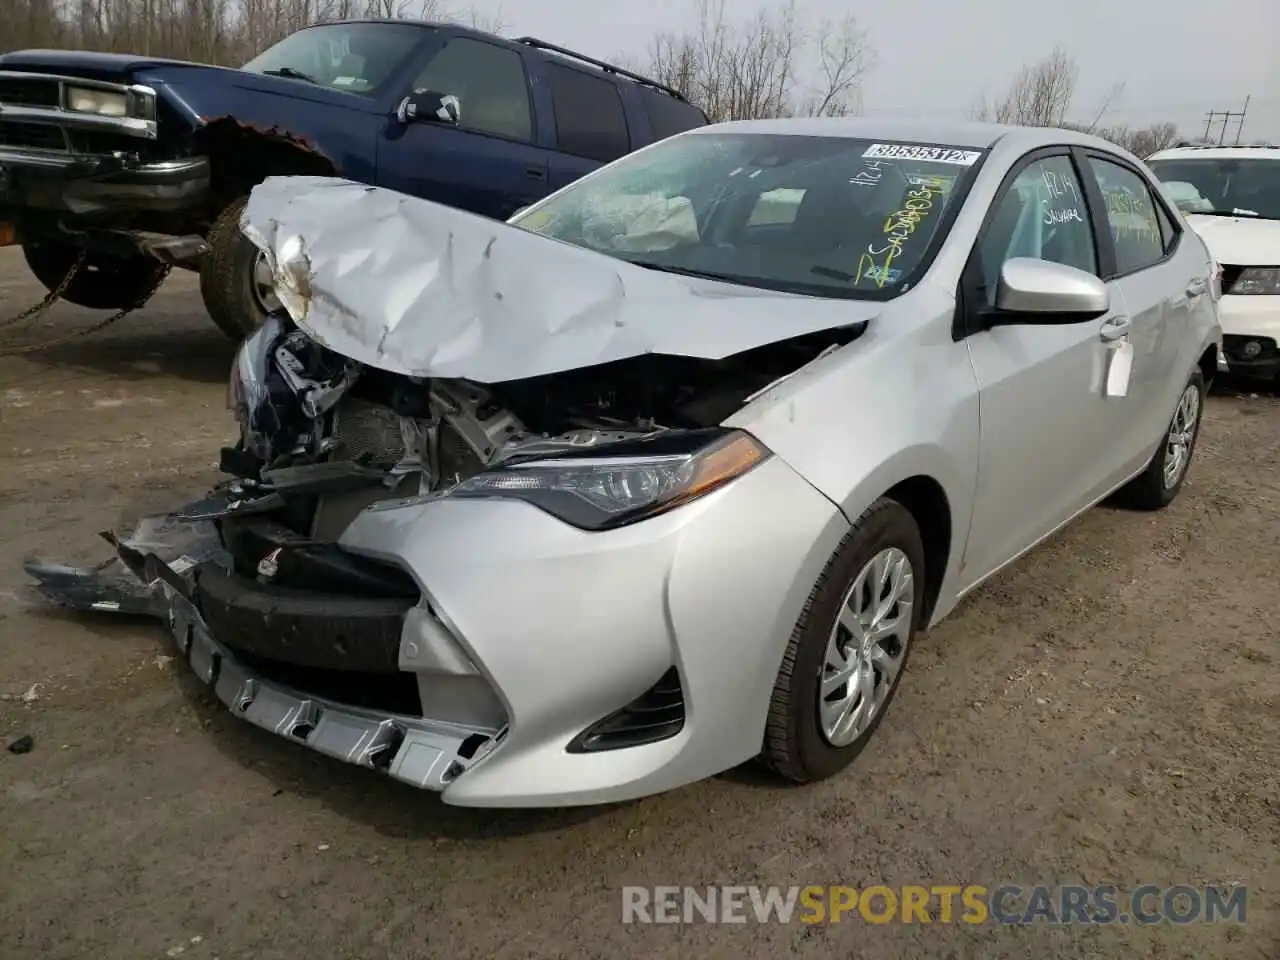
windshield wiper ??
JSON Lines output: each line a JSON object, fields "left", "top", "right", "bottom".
{"left": 262, "top": 67, "right": 318, "bottom": 84}
{"left": 1192, "top": 208, "right": 1264, "bottom": 218}
{"left": 624, "top": 259, "right": 749, "bottom": 285}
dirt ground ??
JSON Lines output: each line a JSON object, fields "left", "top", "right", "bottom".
{"left": 0, "top": 247, "right": 1277, "bottom": 960}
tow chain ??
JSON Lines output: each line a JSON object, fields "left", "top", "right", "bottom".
{"left": 0, "top": 250, "right": 172, "bottom": 357}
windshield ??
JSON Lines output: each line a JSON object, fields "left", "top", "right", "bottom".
{"left": 510, "top": 133, "right": 985, "bottom": 299}
{"left": 1148, "top": 156, "right": 1280, "bottom": 220}
{"left": 242, "top": 23, "right": 429, "bottom": 95}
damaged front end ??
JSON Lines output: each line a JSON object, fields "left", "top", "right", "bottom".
{"left": 24, "top": 175, "right": 873, "bottom": 799}
{"left": 24, "top": 308, "right": 856, "bottom": 795}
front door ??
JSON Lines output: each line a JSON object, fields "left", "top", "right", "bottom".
{"left": 376, "top": 35, "right": 551, "bottom": 221}
{"left": 960, "top": 150, "right": 1134, "bottom": 585}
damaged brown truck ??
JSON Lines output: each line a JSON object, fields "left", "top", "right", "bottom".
{"left": 0, "top": 20, "right": 707, "bottom": 337}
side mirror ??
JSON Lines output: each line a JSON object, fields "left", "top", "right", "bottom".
{"left": 988, "top": 258, "right": 1110, "bottom": 324}
{"left": 395, "top": 90, "right": 461, "bottom": 126}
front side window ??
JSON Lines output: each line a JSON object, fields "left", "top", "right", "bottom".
{"left": 1088, "top": 157, "right": 1166, "bottom": 275}
{"left": 242, "top": 23, "right": 428, "bottom": 95}
{"left": 977, "top": 155, "right": 1098, "bottom": 305}
{"left": 546, "top": 64, "right": 630, "bottom": 163}
{"left": 510, "top": 133, "right": 985, "bottom": 299}
{"left": 1148, "top": 156, "right": 1280, "bottom": 221}
{"left": 411, "top": 38, "right": 532, "bottom": 142}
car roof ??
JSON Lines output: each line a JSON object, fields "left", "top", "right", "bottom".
{"left": 1148, "top": 145, "right": 1280, "bottom": 162}
{"left": 684, "top": 116, "right": 1133, "bottom": 153}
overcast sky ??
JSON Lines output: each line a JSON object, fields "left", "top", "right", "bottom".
{"left": 464, "top": 0, "right": 1279, "bottom": 142}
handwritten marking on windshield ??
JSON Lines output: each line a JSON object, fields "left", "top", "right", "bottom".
{"left": 850, "top": 158, "right": 887, "bottom": 188}
{"left": 855, "top": 177, "right": 945, "bottom": 288}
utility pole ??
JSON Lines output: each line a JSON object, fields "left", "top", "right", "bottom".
{"left": 1234, "top": 95, "right": 1251, "bottom": 145}
{"left": 1204, "top": 99, "right": 1250, "bottom": 145}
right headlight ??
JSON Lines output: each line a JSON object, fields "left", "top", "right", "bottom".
{"left": 447, "top": 429, "right": 771, "bottom": 530}
{"left": 1226, "top": 266, "right": 1280, "bottom": 296}
{"left": 65, "top": 86, "right": 129, "bottom": 117}
{"left": 227, "top": 315, "right": 284, "bottom": 458}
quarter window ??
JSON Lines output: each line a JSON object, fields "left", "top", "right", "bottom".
{"left": 546, "top": 64, "right": 631, "bottom": 163}
{"left": 1087, "top": 157, "right": 1166, "bottom": 275}
{"left": 977, "top": 155, "right": 1098, "bottom": 305}
{"left": 411, "top": 38, "right": 532, "bottom": 142}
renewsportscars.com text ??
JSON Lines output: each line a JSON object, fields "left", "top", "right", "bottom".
{"left": 621, "top": 884, "right": 1247, "bottom": 925}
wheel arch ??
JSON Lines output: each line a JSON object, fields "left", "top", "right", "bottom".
{"left": 194, "top": 117, "right": 339, "bottom": 213}
{"left": 882, "top": 474, "right": 952, "bottom": 628}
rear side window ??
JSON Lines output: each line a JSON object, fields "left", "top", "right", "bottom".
{"left": 1087, "top": 157, "right": 1166, "bottom": 275}
{"left": 637, "top": 87, "right": 707, "bottom": 141}
{"left": 546, "top": 64, "right": 630, "bottom": 163}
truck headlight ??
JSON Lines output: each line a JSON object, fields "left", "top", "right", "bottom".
{"left": 448, "top": 429, "right": 770, "bottom": 530}
{"left": 65, "top": 86, "right": 129, "bottom": 118}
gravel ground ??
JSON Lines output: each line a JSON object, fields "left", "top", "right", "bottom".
{"left": 1, "top": 248, "right": 1277, "bottom": 959}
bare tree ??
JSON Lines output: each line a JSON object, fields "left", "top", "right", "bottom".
{"left": 971, "top": 45, "right": 1077, "bottom": 126}
{"left": 641, "top": 0, "right": 874, "bottom": 122}
{"left": 0, "top": 0, "right": 504, "bottom": 64}
{"left": 1091, "top": 121, "right": 1180, "bottom": 158}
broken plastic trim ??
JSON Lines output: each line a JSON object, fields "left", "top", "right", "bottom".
{"left": 162, "top": 583, "right": 500, "bottom": 790}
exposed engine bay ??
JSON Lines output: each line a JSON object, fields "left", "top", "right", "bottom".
{"left": 226, "top": 312, "right": 862, "bottom": 539}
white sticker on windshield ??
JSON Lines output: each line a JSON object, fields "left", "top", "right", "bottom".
{"left": 862, "top": 143, "right": 981, "bottom": 165}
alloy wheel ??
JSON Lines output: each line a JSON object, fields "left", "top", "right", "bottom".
{"left": 818, "top": 546, "right": 914, "bottom": 747}
{"left": 1162, "top": 383, "right": 1201, "bottom": 490}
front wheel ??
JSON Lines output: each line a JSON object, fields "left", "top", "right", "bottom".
{"left": 199, "top": 196, "right": 279, "bottom": 340}
{"left": 1113, "top": 369, "right": 1205, "bottom": 511}
{"left": 762, "top": 498, "right": 924, "bottom": 783}
{"left": 23, "top": 241, "right": 168, "bottom": 310}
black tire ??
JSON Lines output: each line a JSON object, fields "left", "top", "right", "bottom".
{"left": 22, "top": 241, "right": 168, "bottom": 310}
{"left": 762, "top": 498, "right": 925, "bottom": 783}
{"left": 1112, "top": 369, "right": 1206, "bottom": 511}
{"left": 200, "top": 196, "right": 271, "bottom": 340}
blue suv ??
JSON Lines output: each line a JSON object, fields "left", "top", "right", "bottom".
{"left": 0, "top": 21, "right": 708, "bottom": 337}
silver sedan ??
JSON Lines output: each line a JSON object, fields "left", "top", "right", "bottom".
{"left": 29, "top": 118, "right": 1223, "bottom": 807}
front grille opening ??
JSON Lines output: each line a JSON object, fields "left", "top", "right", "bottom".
{"left": 0, "top": 120, "right": 66, "bottom": 150}
{"left": 223, "top": 647, "right": 424, "bottom": 717}
{"left": 567, "top": 667, "right": 685, "bottom": 753}
{"left": 0, "top": 77, "right": 60, "bottom": 107}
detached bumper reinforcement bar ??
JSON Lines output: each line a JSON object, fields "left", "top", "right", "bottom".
{"left": 161, "top": 582, "right": 499, "bottom": 792}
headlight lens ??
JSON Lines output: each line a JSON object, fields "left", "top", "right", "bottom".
{"left": 1226, "top": 266, "right": 1280, "bottom": 296}
{"left": 65, "top": 86, "right": 129, "bottom": 117}
{"left": 227, "top": 315, "right": 284, "bottom": 458}
{"left": 448, "top": 429, "right": 770, "bottom": 530}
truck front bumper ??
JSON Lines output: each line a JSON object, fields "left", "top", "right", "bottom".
{"left": 0, "top": 70, "right": 209, "bottom": 219}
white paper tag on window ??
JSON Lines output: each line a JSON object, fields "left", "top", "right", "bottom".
{"left": 1105, "top": 341, "right": 1134, "bottom": 398}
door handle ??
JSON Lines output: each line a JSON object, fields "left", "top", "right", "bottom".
{"left": 1185, "top": 278, "right": 1207, "bottom": 298}
{"left": 1099, "top": 315, "right": 1131, "bottom": 342}
{"left": 525, "top": 166, "right": 546, "bottom": 181}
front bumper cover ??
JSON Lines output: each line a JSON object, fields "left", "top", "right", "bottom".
{"left": 166, "top": 586, "right": 500, "bottom": 790}
{"left": 23, "top": 452, "right": 849, "bottom": 807}
{"left": 22, "top": 513, "right": 501, "bottom": 795}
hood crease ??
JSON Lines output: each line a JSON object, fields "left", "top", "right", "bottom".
{"left": 241, "top": 176, "right": 881, "bottom": 383}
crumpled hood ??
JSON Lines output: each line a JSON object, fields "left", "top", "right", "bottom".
{"left": 240, "top": 176, "right": 877, "bottom": 383}
{"left": 1185, "top": 214, "right": 1280, "bottom": 266}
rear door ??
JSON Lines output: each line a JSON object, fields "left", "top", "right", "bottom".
{"left": 375, "top": 35, "right": 553, "bottom": 221}
{"left": 960, "top": 149, "right": 1130, "bottom": 583}
{"left": 541, "top": 62, "right": 633, "bottom": 191}
{"left": 1077, "top": 150, "right": 1206, "bottom": 458}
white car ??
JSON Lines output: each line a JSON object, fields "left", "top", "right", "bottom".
{"left": 28, "top": 120, "right": 1222, "bottom": 807}
{"left": 1148, "top": 145, "right": 1280, "bottom": 379}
